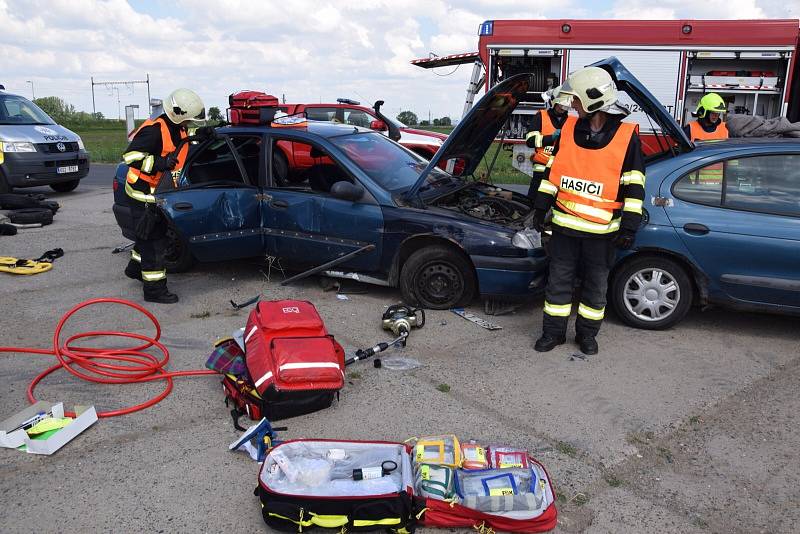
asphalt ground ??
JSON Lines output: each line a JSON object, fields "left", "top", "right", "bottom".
{"left": 0, "top": 164, "right": 797, "bottom": 533}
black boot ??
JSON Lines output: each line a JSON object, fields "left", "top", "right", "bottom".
{"left": 124, "top": 264, "right": 142, "bottom": 281}
{"left": 575, "top": 335, "right": 599, "bottom": 355}
{"left": 144, "top": 291, "right": 179, "bottom": 304}
{"left": 534, "top": 334, "right": 566, "bottom": 352}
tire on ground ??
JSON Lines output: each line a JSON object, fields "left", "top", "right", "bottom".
{"left": 8, "top": 208, "right": 54, "bottom": 225}
{"left": 400, "top": 244, "right": 476, "bottom": 309}
{"left": 610, "top": 254, "right": 693, "bottom": 330}
{"left": 163, "top": 223, "right": 195, "bottom": 273}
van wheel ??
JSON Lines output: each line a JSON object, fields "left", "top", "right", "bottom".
{"left": 0, "top": 174, "right": 10, "bottom": 194}
{"left": 610, "top": 255, "right": 693, "bottom": 330}
{"left": 164, "top": 224, "right": 195, "bottom": 273}
{"left": 50, "top": 179, "right": 80, "bottom": 193}
{"left": 400, "top": 245, "right": 475, "bottom": 309}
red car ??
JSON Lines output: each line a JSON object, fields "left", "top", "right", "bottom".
{"left": 274, "top": 99, "right": 448, "bottom": 182}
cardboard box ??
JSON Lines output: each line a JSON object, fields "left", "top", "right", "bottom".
{"left": 0, "top": 402, "right": 98, "bottom": 455}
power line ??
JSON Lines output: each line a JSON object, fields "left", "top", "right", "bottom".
{"left": 90, "top": 74, "right": 151, "bottom": 116}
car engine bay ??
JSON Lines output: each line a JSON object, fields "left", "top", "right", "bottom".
{"left": 434, "top": 183, "right": 533, "bottom": 229}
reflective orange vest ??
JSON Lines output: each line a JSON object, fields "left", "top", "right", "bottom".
{"left": 126, "top": 117, "right": 188, "bottom": 188}
{"left": 532, "top": 113, "right": 575, "bottom": 168}
{"left": 688, "top": 120, "right": 728, "bottom": 142}
{"left": 688, "top": 121, "right": 728, "bottom": 185}
{"left": 548, "top": 119, "right": 637, "bottom": 225}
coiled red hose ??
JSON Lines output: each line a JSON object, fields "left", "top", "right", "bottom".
{"left": 0, "top": 297, "right": 217, "bottom": 418}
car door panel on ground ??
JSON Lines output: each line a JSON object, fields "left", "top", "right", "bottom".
{"left": 158, "top": 135, "right": 265, "bottom": 262}
{"left": 663, "top": 151, "right": 800, "bottom": 308}
{"left": 263, "top": 136, "right": 383, "bottom": 272}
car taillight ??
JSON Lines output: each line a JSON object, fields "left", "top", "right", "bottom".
{"left": 113, "top": 179, "right": 118, "bottom": 191}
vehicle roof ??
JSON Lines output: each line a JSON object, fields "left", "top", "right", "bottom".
{"left": 217, "top": 120, "right": 372, "bottom": 138}
{"left": 691, "top": 137, "right": 800, "bottom": 151}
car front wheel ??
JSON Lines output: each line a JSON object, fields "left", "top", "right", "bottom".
{"left": 50, "top": 179, "right": 80, "bottom": 193}
{"left": 400, "top": 245, "right": 476, "bottom": 309}
{"left": 610, "top": 255, "right": 693, "bottom": 330}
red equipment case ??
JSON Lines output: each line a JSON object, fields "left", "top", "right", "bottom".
{"left": 242, "top": 300, "right": 345, "bottom": 420}
{"left": 228, "top": 90, "right": 280, "bottom": 125}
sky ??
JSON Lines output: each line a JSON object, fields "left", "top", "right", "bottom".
{"left": 1, "top": 0, "right": 798, "bottom": 122}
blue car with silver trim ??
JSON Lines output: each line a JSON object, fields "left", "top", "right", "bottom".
{"left": 588, "top": 58, "right": 800, "bottom": 329}
{"left": 0, "top": 85, "right": 90, "bottom": 193}
{"left": 113, "top": 74, "right": 547, "bottom": 309}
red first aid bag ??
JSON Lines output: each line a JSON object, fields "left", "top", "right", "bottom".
{"left": 243, "top": 300, "right": 345, "bottom": 421}
{"left": 228, "top": 90, "right": 280, "bottom": 125}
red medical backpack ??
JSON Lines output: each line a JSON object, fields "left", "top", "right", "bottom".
{"left": 237, "top": 300, "right": 345, "bottom": 421}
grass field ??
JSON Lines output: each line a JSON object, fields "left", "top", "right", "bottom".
{"left": 69, "top": 122, "right": 130, "bottom": 163}
{"left": 71, "top": 121, "right": 533, "bottom": 185}
{"left": 414, "top": 125, "right": 532, "bottom": 185}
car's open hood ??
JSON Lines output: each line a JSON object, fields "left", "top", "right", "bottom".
{"left": 404, "top": 73, "right": 532, "bottom": 200}
{"left": 591, "top": 57, "right": 693, "bottom": 153}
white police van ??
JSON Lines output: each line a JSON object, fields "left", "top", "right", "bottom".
{"left": 0, "top": 85, "right": 89, "bottom": 193}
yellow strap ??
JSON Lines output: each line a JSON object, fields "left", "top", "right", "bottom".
{"left": 551, "top": 210, "right": 621, "bottom": 235}
{"left": 310, "top": 514, "right": 349, "bottom": 528}
{"left": 0, "top": 258, "right": 54, "bottom": 275}
{"left": 352, "top": 518, "right": 401, "bottom": 527}
{"left": 124, "top": 181, "right": 157, "bottom": 203}
{"left": 141, "top": 270, "right": 166, "bottom": 282}
{"left": 578, "top": 303, "right": 605, "bottom": 321}
{"left": 623, "top": 198, "right": 643, "bottom": 214}
{"left": 622, "top": 170, "right": 646, "bottom": 186}
{"left": 544, "top": 301, "right": 571, "bottom": 317}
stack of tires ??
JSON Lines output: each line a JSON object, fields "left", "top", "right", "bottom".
{"left": 0, "top": 193, "right": 60, "bottom": 233}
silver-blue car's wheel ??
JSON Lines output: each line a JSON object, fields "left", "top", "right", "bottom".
{"left": 611, "top": 256, "right": 693, "bottom": 330}
{"left": 400, "top": 245, "right": 475, "bottom": 309}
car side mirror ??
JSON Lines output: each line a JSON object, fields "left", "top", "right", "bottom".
{"left": 330, "top": 181, "right": 364, "bottom": 201}
{"left": 369, "top": 119, "right": 387, "bottom": 131}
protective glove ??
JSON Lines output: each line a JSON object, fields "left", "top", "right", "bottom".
{"left": 614, "top": 229, "right": 636, "bottom": 250}
{"left": 195, "top": 125, "right": 217, "bottom": 139}
{"left": 525, "top": 130, "right": 544, "bottom": 148}
{"left": 164, "top": 151, "right": 180, "bottom": 170}
{"left": 529, "top": 209, "right": 546, "bottom": 233}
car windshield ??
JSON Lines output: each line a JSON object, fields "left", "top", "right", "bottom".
{"left": 329, "top": 132, "right": 456, "bottom": 193}
{"left": 0, "top": 94, "right": 54, "bottom": 125}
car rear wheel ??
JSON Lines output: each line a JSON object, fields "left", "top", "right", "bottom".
{"left": 610, "top": 255, "right": 693, "bottom": 330}
{"left": 0, "top": 173, "right": 10, "bottom": 194}
{"left": 400, "top": 245, "right": 475, "bottom": 309}
{"left": 50, "top": 179, "right": 80, "bottom": 193}
{"left": 164, "top": 224, "right": 195, "bottom": 273}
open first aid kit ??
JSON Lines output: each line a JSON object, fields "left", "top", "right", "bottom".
{"left": 216, "top": 300, "right": 346, "bottom": 423}
{"left": 412, "top": 435, "right": 557, "bottom": 533}
{"left": 257, "top": 440, "right": 415, "bottom": 532}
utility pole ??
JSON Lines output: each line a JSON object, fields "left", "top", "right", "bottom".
{"left": 26, "top": 80, "right": 34, "bottom": 99}
{"left": 91, "top": 76, "right": 96, "bottom": 116}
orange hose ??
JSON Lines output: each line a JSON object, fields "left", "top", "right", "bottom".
{"left": 0, "top": 298, "right": 217, "bottom": 418}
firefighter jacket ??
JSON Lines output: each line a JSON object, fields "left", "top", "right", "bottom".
{"left": 122, "top": 115, "right": 188, "bottom": 203}
{"left": 534, "top": 114, "right": 646, "bottom": 237}
{"left": 525, "top": 109, "right": 570, "bottom": 173}
{"left": 684, "top": 120, "right": 729, "bottom": 142}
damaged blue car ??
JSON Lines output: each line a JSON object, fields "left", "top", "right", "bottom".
{"left": 113, "top": 75, "right": 546, "bottom": 309}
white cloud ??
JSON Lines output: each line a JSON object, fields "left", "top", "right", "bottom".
{"left": 0, "top": 0, "right": 797, "bottom": 121}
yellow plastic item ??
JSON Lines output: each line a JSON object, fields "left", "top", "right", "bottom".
{"left": 27, "top": 417, "right": 73, "bottom": 435}
{"left": 414, "top": 435, "right": 462, "bottom": 467}
{"left": 0, "top": 257, "right": 54, "bottom": 275}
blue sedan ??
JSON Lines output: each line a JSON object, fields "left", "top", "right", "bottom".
{"left": 113, "top": 74, "right": 547, "bottom": 309}
{"left": 590, "top": 58, "right": 800, "bottom": 329}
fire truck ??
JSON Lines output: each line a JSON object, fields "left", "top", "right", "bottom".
{"left": 412, "top": 19, "right": 800, "bottom": 172}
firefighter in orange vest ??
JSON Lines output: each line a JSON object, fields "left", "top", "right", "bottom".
{"left": 122, "top": 88, "right": 206, "bottom": 303}
{"left": 530, "top": 67, "right": 646, "bottom": 355}
{"left": 684, "top": 93, "right": 729, "bottom": 142}
{"left": 524, "top": 87, "right": 570, "bottom": 198}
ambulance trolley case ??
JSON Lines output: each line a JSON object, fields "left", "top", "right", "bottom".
{"left": 241, "top": 300, "right": 346, "bottom": 421}
{"left": 257, "top": 439, "right": 416, "bottom": 532}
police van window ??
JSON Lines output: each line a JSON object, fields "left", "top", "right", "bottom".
{"left": 179, "top": 135, "right": 259, "bottom": 187}
{"left": 673, "top": 161, "right": 724, "bottom": 207}
{"left": 0, "top": 94, "right": 54, "bottom": 125}
{"left": 723, "top": 154, "right": 800, "bottom": 217}
{"left": 270, "top": 138, "right": 353, "bottom": 193}
{"left": 305, "top": 107, "right": 338, "bottom": 122}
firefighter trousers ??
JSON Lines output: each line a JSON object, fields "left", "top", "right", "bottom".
{"left": 542, "top": 230, "right": 616, "bottom": 339}
{"left": 125, "top": 198, "right": 169, "bottom": 298}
